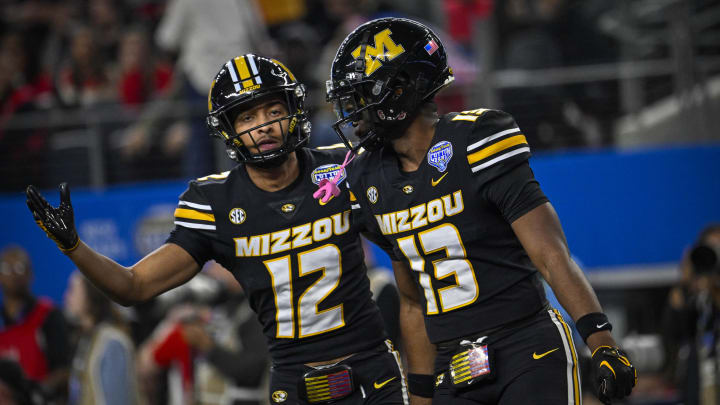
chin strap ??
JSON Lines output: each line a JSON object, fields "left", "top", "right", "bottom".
{"left": 313, "top": 150, "right": 356, "bottom": 204}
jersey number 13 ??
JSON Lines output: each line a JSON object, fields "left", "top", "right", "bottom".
{"left": 397, "top": 223, "right": 479, "bottom": 314}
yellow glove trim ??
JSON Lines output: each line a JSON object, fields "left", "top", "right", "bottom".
{"left": 599, "top": 360, "right": 616, "bottom": 378}
{"left": 591, "top": 345, "right": 614, "bottom": 358}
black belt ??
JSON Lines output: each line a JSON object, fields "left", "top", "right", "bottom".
{"left": 436, "top": 305, "right": 548, "bottom": 351}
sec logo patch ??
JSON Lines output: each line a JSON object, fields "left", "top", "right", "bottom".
{"left": 367, "top": 186, "right": 379, "bottom": 204}
{"left": 229, "top": 208, "right": 246, "bottom": 225}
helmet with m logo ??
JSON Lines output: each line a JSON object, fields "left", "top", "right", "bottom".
{"left": 326, "top": 18, "right": 454, "bottom": 151}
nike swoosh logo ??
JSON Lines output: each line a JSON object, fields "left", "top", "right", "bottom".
{"left": 596, "top": 322, "right": 609, "bottom": 328}
{"left": 532, "top": 348, "right": 559, "bottom": 360}
{"left": 373, "top": 376, "right": 396, "bottom": 389}
{"left": 431, "top": 173, "right": 448, "bottom": 187}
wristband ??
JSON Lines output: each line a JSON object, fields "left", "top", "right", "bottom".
{"left": 575, "top": 312, "right": 612, "bottom": 343}
{"left": 407, "top": 373, "right": 434, "bottom": 398}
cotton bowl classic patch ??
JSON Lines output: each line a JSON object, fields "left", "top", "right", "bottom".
{"left": 311, "top": 164, "right": 346, "bottom": 185}
{"left": 427, "top": 141, "right": 453, "bottom": 172}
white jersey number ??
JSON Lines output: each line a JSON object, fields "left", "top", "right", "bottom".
{"left": 397, "top": 223, "right": 479, "bottom": 314}
{"left": 264, "top": 244, "right": 344, "bottom": 338}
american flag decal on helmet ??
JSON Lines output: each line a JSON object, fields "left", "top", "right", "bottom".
{"left": 424, "top": 40, "right": 438, "bottom": 55}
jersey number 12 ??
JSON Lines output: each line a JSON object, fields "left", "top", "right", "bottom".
{"left": 264, "top": 244, "right": 344, "bottom": 338}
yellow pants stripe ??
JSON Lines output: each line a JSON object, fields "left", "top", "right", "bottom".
{"left": 549, "top": 309, "right": 582, "bottom": 405}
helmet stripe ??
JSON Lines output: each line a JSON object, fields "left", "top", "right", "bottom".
{"left": 247, "top": 54, "right": 263, "bottom": 84}
{"left": 272, "top": 59, "right": 297, "bottom": 82}
{"left": 225, "top": 61, "right": 242, "bottom": 92}
{"left": 233, "top": 56, "right": 256, "bottom": 88}
{"left": 208, "top": 80, "right": 215, "bottom": 111}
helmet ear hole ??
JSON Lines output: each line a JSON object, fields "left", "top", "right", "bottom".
{"left": 390, "top": 71, "right": 409, "bottom": 87}
{"left": 389, "top": 72, "right": 409, "bottom": 100}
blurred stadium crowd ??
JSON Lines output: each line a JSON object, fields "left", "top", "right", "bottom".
{"left": 1, "top": 0, "right": 720, "bottom": 404}
{"left": 1, "top": 0, "right": 717, "bottom": 191}
{"left": 0, "top": 240, "right": 402, "bottom": 405}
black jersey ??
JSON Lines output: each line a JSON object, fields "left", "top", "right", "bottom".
{"left": 166, "top": 147, "right": 386, "bottom": 364}
{"left": 349, "top": 109, "right": 549, "bottom": 344}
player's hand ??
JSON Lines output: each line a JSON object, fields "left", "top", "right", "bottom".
{"left": 26, "top": 183, "right": 79, "bottom": 253}
{"left": 591, "top": 346, "right": 637, "bottom": 404}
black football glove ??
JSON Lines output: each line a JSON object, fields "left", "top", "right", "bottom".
{"left": 26, "top": 183, "right": 79, "bottom": 253}
{"left": 591, "top": 346, "right": 637, "bottom": 405}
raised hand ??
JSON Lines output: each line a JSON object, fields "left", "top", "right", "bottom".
{"left": 26, "top": 183, "right": 79, "bottom": 252}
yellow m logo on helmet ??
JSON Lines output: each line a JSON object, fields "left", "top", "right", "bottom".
{"left": 351, "top": 28, "right": 405, "bottom": 76}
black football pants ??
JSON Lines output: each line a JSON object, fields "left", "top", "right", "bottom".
{"left": 432, "top": 309, "right": 581, "bottom": 405}
{"left": 268, "top": 340, "right": 408, "bottom": 405}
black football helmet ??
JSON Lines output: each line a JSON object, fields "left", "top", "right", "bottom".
{"left": 326, "top": 18, "right": 454, "bottom": 151}
{"left": 207, "top": 54, "right": 310, "bottom": 164}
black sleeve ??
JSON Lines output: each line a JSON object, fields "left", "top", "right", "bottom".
{"left": 41, "top": 308, "right": 71, "bottom": 370}
{"left": 482, "top": 161, "right": 549, "bottom": 224}
{"left": 166, "top": 181, "right": 217, "bottom": 266}
{"left": 166, "top": 226, "right": 214, "bottom": 266}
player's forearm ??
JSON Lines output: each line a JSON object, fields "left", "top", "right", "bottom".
{"left": 399, "top": 295, "right": 435, "bottom": 374}
{"left": 512, "top": 204, "right": 617, "bottom": 349}
{"left": 66, "top": 241, "right": 141, "bottom": 305}
{"left": 542, "top": 255, "right": 617, "bottom": 349}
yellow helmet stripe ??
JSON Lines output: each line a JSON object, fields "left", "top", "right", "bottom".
{"left": 272, "top": 58, "right": 297, "bottom": 82}
{"left": 233, "top": 56, "right": 256, "bottom": 88}
{"left": 208, "top": 80, "right": 215, "bottom": 111}
{"left": 234, "top": 56, "right": 251, "bottom": 80}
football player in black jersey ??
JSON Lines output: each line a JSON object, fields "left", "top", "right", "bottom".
{"left": 325, "top": 18, "right": 637, "bottom": 405}
{"left": 26, "top": 55, "right": 408, "bottom": 405}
